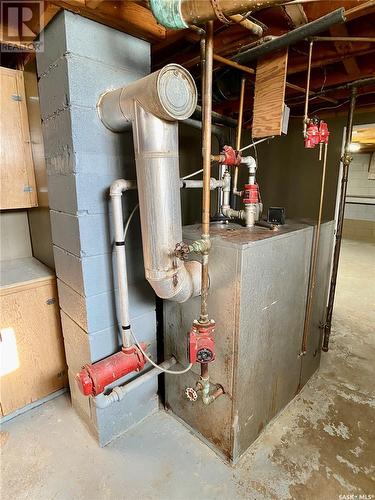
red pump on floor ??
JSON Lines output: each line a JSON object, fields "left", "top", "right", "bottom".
{"left": 75, "top": 343, "right": 148, "bottom": 396}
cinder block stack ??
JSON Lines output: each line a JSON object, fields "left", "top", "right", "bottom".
{"left": 37, "top": 10, "right": 158, "bottom": 445}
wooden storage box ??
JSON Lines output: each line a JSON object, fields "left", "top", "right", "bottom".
{"left": 0, "top": 258, "right": 67, "bottom": 417}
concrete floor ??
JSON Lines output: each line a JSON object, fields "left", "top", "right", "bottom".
{"left": 1, "top": 239, "right": 374, "bottom": 499}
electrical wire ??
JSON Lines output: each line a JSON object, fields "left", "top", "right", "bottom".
{"left": 122, "top": 204, "right": 193, "bottom": 375}
{"left": 182, "top": 168, "right": 204, "bottom": 180}
{"left": 290, "top": 91, "right": 375, "bottom": 117}
{"left": 123, "top": 203, "right": 139, "bottom": 240}
{"left": 129, "top": 329, "right": 193, "bottom": 375}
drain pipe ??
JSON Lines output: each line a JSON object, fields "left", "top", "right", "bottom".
{"left": 110, "top": 179, "right": 137, "bottom": 348}
{"left": 98, "top": 64, "right": 201, "bottom": 303}
{"left": 149, "top": 0, "right": 292, "bottom": 30}
{"left": 322, "top": 87, "right": 357, "bottom": 352}
{"left": 93, "top": 357, "right": 177, "bottom": 409}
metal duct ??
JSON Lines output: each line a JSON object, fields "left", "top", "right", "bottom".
{"left": 98, "top": 64, "right": 201, "bottom": 303}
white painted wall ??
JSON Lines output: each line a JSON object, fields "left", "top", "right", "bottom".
{"left": 345, "top": 153, "right": 375, "bottom": 222}
{"left": 0, "top": 212, "right": 32, "bottom": 261}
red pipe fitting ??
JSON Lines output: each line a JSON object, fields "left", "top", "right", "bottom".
{"left": 75, "top": 343, "right": 148, "bottom": 396}
{"left": 319, "top": 120, "right": 330, "bottom": 144}
{"left": 219, "top": 145, "right": 242, "bottom": 166}
{"left": 243, "top": 184, "right": 259, "bottom": 204}
{"left": 304, "top": 120, "right": 320, "bottom": 149}
{"left": 189, "top": 320, "right": 215, "bottom": 364}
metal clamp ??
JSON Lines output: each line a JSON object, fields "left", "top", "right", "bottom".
{"left": 210, "top": 0, "right": 232, "bottom": 25}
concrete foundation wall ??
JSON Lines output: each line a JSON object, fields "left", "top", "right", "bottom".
{"left": 36, "top": 10, "right": 158, "bottom": 445}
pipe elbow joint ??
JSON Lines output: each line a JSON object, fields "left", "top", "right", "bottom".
{"left": 110, "top": 179, "right": 137, "bottom": 196}
{"left": 147, "top": 260, "right": 201, "bottom": 303}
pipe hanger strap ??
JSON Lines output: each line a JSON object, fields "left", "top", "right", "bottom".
{"left": 150, "top": 0, "right": 188, "bottom": 30}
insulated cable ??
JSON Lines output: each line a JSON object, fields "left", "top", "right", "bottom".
{"left": 182, "top": 168, "right": 204, "bottom": 180}
{"left": 123, "top": 204, "right": 193, "bottom": 375}
{"left": 123, "top": 203, "right": 139, "bottom": 240}
{"left": 129, "top": 329, "right": 193, "bottom": 375}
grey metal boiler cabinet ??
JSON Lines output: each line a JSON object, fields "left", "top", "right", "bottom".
{"left": 164, "top": 221, "right": 334, "bottom": 462}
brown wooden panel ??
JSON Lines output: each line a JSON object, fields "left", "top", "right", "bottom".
{"left": 0, "top": 280, "right": 67, "bottom": 416}
{"left": 252, "top": 48, "right": 288, "bottom": 138}
{"left": 0, "top": 67, "right": 37, "bottom": 209}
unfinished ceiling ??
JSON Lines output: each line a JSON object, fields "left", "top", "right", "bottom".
{"left": 2, "top": 1, "right": 375, "bottom": 123}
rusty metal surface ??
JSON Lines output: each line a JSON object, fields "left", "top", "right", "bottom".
{"left": 299, "top": 221, "right": 335, "bottom": 386}
{"left": 164, "top": 220, "right": 334, "bottom": 462}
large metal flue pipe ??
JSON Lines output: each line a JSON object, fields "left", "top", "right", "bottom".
{"left": 149, "top": 0, "right": 292, "bottom": 29}
{"left": 99, "top": 65, "right": 201, "bottom": 303}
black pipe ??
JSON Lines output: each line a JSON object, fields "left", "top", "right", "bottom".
{"left": 184, "top": 118, "right": 230, "bottom": 147}
{"left": 306, "top": 76, "right": 375, "bottom": 100}
{"left": 193, "top": 104, "right": 238, "bottom": 129}
{"left": 322, "top": 87, "right": 357, "bottom": 352}
{"left": 234, "top": 8, "right": 346, "bottom": 65}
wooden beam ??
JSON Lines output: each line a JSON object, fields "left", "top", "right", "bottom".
{"left": 51, "top": 0, "right": 166, "bottom": 42}
{"left": 85, "top": 0, "right": 104, "bottom": 8}
{"left": 345, "top": 0, "right": 375, "bottom": 21}
{"left": 283, "top": 4, "right": 307, "bottom": 27}
{"left": 329, "top": 24, "right": 360, "bottom": 75}
{"left": 288, "top": 48, "right": 375, "bottom": 75}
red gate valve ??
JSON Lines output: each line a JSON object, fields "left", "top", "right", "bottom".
{"left": 189, "top": 320, "right": 216, "bottom": 364}
{"left": 243, "top": 183, "right": 259, "bottom": 204}
{"left": 304, "top": 118, "right": 320, "bottom": 149}
{"left": 75, "top": 343, "right": 148, "bottom": 396}
{"left": 318, "top": 120, "right": 330, "bottom": 144}
{"left": 219, "top": 145, "right": 242, "bottom": 166}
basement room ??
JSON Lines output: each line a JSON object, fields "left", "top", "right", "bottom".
{"left": 0, "top": 0, "right": 374, "bottom": 498}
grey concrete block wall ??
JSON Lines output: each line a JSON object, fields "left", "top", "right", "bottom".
{"left": 37, "top": 10, "right": 158, "bottom": 445}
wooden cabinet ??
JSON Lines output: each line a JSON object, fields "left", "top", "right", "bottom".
{"left": 0, "top": 258, "right": 67, "bottom": 417}
{"left": 0, "top": 66, "right": 38, "bottom": 209}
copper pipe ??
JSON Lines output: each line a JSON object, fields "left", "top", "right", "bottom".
{"left": 199, "top": 20, "right": 214, "bottom": 325}
{"left": 229, "top": 14, "right": 263, "bottom": 36}
{"left": 301, "top": 141, "right": 328, "bottom": 354}
{"left": 311, "top": 36, "right": 375, "bottom": 43}
{"left": 213, "top": 53, "right": 337, "bottom": 104}
{"left": 201, "top": 362, "right": 209, "bottom": 379}
{"left": 233, "top": 76, "right": 246, "bottom": 197}
{"left": 236, "top": 77, "right": 246, "bottom": 151}
{"left": 322, "top": 87, "right": 357, "bottom": 352}
{"left": 180, "top": 0, "right": 291, "bottom": 26}
{"left": 303, "top": 40, "right": 313, "bottom": 137}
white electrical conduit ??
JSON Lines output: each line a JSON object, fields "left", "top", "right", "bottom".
{"left": 110, "top": 179, "right": 193, "bottom": 376}
{"left": 239, "top": 136, "right": 275, "bottom": 153}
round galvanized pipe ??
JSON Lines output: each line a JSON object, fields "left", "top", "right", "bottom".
{"left": 98, "top": 65, "right": 201, "bottom": 303}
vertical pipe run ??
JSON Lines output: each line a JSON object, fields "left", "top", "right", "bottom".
{"left": 303, "top": 41, "right": 313, "bottom": 138}
{"left": 199, "top": 20, "right": 214, "bottom": 325}
{"left": 110, "top": 180, "right": 137, "bottom": 348}
{"left": 322, "top": 87, "right": 357, "bottom": 352}
{"left": 301, "top": 142, "right": 328, "bottom": 354}
{"left": 233, "top": 77, "right": 246, "bottom": 196}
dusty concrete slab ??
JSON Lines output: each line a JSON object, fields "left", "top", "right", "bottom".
{"left": 1, "top": 239, "right": 374, "bottom": 499}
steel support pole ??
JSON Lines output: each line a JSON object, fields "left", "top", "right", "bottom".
{"left": 322, "top": 87, "right": 357, "bottom": 352}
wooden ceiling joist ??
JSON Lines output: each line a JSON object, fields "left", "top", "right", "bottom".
{"left": 50, "top": 0, "right": 166, "bottom": 41}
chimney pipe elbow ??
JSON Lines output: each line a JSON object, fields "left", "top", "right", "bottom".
{"left": 148, "top": 260, "right": 202, "bottom": 303}
{"left": 98, "top": 64, "right": 197, "bottom": 132}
